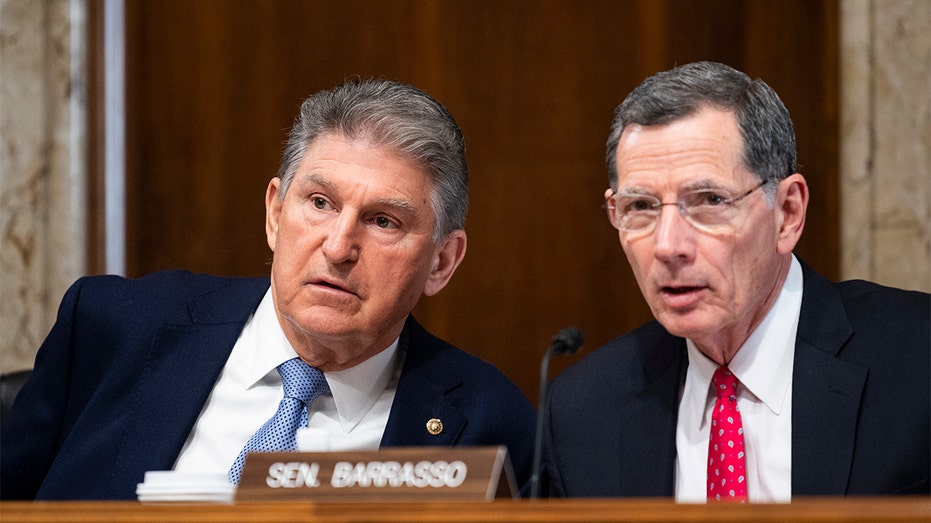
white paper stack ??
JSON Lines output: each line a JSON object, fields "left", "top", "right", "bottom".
{"left": 135, "top": 471, "right": 236, "bottom": 503}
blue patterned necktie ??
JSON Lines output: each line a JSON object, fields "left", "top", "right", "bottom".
{"left": 228, "top": 357, "right": 329, "bottom": 484}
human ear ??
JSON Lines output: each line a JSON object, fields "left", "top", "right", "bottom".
{"left": 265, "top": 178, "right": 283, "bottom": 253}
{"left": 423, "top": 230, "right": 467, "bottom": 297}
{"left": 775, "top": 173, "right": 808, "bottom": 255}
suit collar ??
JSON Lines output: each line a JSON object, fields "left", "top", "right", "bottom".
{"left": 616, "top": 340, "right": 685, "bottom": 496}
{"left": 795, "top": 261, "right": 854, "bottom": 357}
{"left": 187, "top": 276, "right": 270, "bottom": 325}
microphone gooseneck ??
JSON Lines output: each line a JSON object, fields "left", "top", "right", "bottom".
{"left": 529, "top": 327, "right": 584, "bottom": 499}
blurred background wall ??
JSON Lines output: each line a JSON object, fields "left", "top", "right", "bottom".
{"left": 2, "top": 0, "right": 928, "bottom": 402}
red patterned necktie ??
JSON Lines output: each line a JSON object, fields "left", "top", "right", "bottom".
{"left": 707, "top": 365, "right": 747, "bottom": 501}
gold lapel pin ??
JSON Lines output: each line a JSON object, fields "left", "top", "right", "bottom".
{"left": 426, "top": 418, "right": 443, "bottom": 436}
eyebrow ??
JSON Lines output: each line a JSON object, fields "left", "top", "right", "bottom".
{"left": 615, "top": 186, "right": 654, "bottom": 195}
{"left": 373, "top": 198, "right": 417, "bottom": 214}
{"left": 618, "top": 179, "right": 728, "bottom": 195}
{"left": 297, "top": 173, "right": 333, "bottom": 191}
{"left": 682, "top": 179, "right": 726, "bottom": 191}
{"left": 298, "top": 173, "right": 418, "bottom": 215}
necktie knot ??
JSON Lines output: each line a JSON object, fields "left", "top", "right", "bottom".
{"left": 228, "top": 357, "right": 329, "bottom": 484}
{"left": 278, "top": 357, "right": 329, "bottom": 404}
{"left": 712, "top": 365, "right": 738, "bottom": 401}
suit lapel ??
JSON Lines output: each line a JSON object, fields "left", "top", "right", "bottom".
{"left": 109, "top": 278, "right": 269, "bottom": 494}
{"left": 614, "top": 337, "right": 685, "bottom": 496}
{"left": 791, "top": 265, "right": 866, "bottom": 495}
{"left": 380, "top": 317, "right": 467, "bottom": 447}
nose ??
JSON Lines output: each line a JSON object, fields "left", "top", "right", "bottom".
{"left": 651, "top": 203, "right": 694, "bottom": 263}
{"left": 321, "top": 212, "right": 360, "bottom": 264}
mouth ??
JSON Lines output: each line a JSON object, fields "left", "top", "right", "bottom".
{"left": 661, "top": 285, "right": 702, "bottom": 295}
{"left": 658, "top": 283, "right": 706, "bottom": 308}
{"left": 310, "top": 278, "right": 357, "bottom": 296}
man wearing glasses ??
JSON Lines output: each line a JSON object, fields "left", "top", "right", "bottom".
{"left": 540, "top": 61, "right": 929, "bottom": 502}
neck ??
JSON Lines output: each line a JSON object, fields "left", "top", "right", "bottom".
{"left": 693, "top": 255, "right": 793, "bottom": 366}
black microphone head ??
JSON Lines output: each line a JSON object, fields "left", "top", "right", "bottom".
{"left": 550, "top": 327, "right": 585, "bottom": 355}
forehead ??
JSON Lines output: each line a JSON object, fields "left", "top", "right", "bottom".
{"left": 296, "top": 133, "right": 433, "bottom": 196}
{"left": 615, "top": 107, "right": 749, "bottom": 190}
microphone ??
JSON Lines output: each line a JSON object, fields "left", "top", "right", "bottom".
{"left": 529, "top": 327, "right": 584, "bottom": 499}
{"left": 548, "top": 326, "right": 585, "bottom": 356}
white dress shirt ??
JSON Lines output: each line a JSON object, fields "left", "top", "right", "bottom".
{"left": 172, "top": 288, "right": 400, "bottom": 474}
{"left": 675, "top": 256, "right": 803, "bottom": 503}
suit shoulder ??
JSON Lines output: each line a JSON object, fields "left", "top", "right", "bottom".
{"left": 835, "top": 279, "right": 929, "bottom": 338}
{"left": 73, "top": 270, "right": 262, "bottom": 294}
{"left": 799, "top": 269, "right": 929, "bottom": 379}
{"left": 60, "top": 271, "right": 268, "bottom": 325}
{"left": 66, "top": 271, "right": 264, "bottom": 304}
{"left": 555, "top": 321, "right": 679, "bottom": 385}
{"left": 835, "top": 278, "right": 929, "bottom": 311}
{"left": 546, "top": 321, "right": 684, "bottom": 443}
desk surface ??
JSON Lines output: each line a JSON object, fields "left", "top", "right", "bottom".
{"left": 2, "top": 497, "right": 929, "bottom": 522}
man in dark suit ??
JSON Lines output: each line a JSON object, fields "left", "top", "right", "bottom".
{"left": 1, "top": 79, "right": 535, "bottom": 500}
{"left": 541, "top": 61, "right": 930, "bottom": 501}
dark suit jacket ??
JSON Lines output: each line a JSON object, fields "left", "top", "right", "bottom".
{"left": 0, "top": 271, "right": 535, "bottom": 500}
{"left": 542, "top": 262, "right": 930, "bottom": 497}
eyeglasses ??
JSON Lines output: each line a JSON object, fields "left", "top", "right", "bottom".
{"left": 605, "top": 181, "right": 769, "bottom": 236}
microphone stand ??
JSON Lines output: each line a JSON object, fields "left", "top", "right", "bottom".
{"left": 529, "top": 327, "right": 584, "bottom": 499}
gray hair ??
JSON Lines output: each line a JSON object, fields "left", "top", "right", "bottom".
{"left": 606, "top": 61, "right": 796, "bottom": 203}
{"left": 277, "top": 78, "right": 468, "bottom": 243}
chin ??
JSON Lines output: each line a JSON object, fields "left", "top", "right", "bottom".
{"left": 288, "top": 309, "right": 357, "bottom": 335}
{"left": 655, "top": 311, "right": 714, "bottom": 340}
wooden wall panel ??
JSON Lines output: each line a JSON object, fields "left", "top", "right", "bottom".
{"left": 123, "top": 0, "right": 838, "bottom": 400}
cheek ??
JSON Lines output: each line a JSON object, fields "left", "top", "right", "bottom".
{"left": 272, "top": 226, "right": 321, "bottom": 279}
{"left": 621, "top": 241, "right": 646, "bottom": 272}
{"left": 279, "top": 211, "right": 324, "bottom": 249}
{"left": 723, "top": 237, "right": 771, "bottom": 305}
{"left": 620, "top": 244, "right": 641, "bottom": 278}
{"left": 396, "top": 246, "right": 436, "bottom": 282}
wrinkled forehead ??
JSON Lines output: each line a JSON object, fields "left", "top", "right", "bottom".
{"left": 614, "top": 109, "right": 750, "bottom": 191}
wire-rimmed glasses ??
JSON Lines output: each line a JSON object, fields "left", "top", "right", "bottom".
{"left": 604, "top": 180, "right": 768, "bottom": 236}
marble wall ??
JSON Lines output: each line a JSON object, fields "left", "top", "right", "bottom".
{"left": 0, "top": 0, "right": 928, "bottom": 373}
{"left": 1, "top": 0, "right": 87, "bottom": 373}
{"left": 841, "top": 0, "right": 931, "bottom": 292}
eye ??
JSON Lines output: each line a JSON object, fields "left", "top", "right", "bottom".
{"left": 631, "top": 199, "right": 653, "bottom": 211}
{"left": 371, "top": 215, "right": 399, "bottom": 230}
{"left": 619, "top": 196, "right": 659, "bottom": 213}
{"left": 310, "top": 195, "right": 333, "bottom": 211}
{"left": 689, "top": 190, "right": 729, "bottom": 207}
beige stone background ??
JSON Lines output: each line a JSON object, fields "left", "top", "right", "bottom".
{"left": 1, "top": 0, "right": 929, "bottom": 374}
{"left": 1, "top": 0, "right": 88, "bottom": 374}
{"left": 841, "top": 0, "right": 930, "bottom": 295}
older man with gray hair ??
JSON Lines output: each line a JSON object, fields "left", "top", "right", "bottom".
{"left": 541, "top": 61, "right": 929, "bottom": 502}
{"left": 2, "top": 79, "right": 535, "bottom": 500}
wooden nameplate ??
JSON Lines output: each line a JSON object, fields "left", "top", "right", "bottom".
{"left": 236, "top": 446, "right": 517, "bottom": 502}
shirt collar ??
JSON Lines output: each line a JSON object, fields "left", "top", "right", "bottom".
{"left": 685, "top": 255, "right": 804, "bottom": 415}
{"left": 240, "top": 289, "right": 298, "bottom": 388}
{"left": 324, "top": 338, "right": 399, "bottom": 433}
